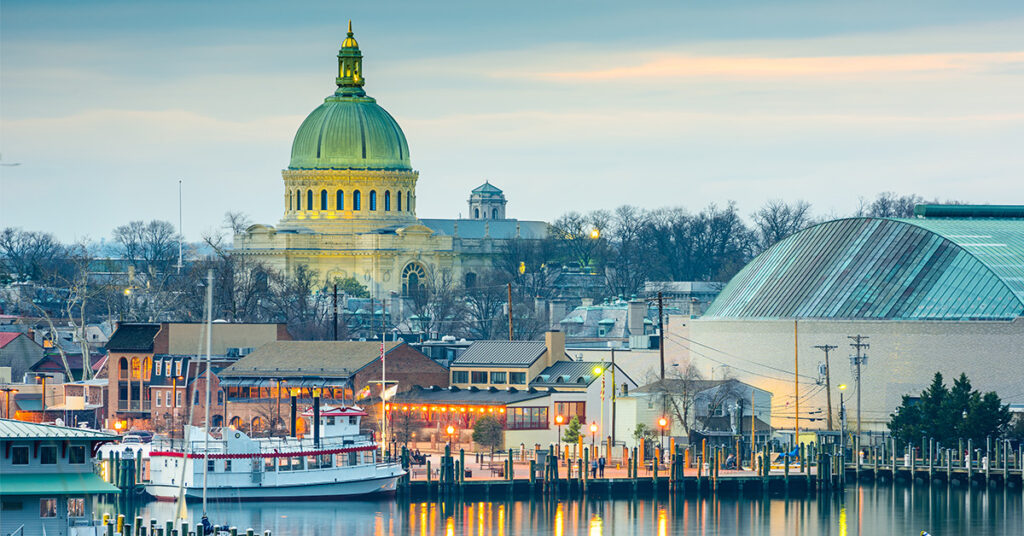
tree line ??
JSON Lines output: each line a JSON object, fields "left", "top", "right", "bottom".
{"left": 1, "top": 192, "right": 951, "bottom": 344}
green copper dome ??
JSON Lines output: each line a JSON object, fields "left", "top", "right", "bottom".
{"left": 288, "top": 25, "right": 412, "bottom": 171}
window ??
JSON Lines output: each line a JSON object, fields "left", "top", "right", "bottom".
{"left": 452, "top": 370, "right": 469, "bottom": 383}
{"left": 493, "top": 208, "right": 498, "bottom": 219}
{"left": 490, "top": 372, "right": 507, "bottom": 384}
{"left": 176, "top": 392, "right": 182, "bottom": 407}
{"left": 307, "top": 190, "right": 313, "bottom": 210}
{"left": 406, "top": 192, "right": 411, "bottom": 212}
{"left": 156, "top": 394, "right": 162, "bottom": 407}
{"left": 353, "top": 190, "right": 361, "bottom": 210}
{"left": 208, "top": 460, "right": 216, "bottom": 472}
{"left": 509, "top": 372, "right": 527, "bottom": 385}
{"left": 40, "top": 446, "right": 57, "bottom": 465}
{"left": 166, "top": 392, "right": 172, "bottom": 407}
{"left": 474, "top": 208, "right": 480, "bottom": 219}
{"left": 336, "top": 190, "right": 344, "bottom": 210}
{"left": 265, "top": 457, "right": 276, "bottom": 472}
{"left": 68, "top": 445, "right": 86, "bottom": 464}
{"left": 369, "top": 190, "right": 377, "bottom": 211}
{"left": 67, "top": 498, "right": 85, "bottom": 518}
{"left": 296, "top": 189, "right": 302, "bottom": 210}
{"left": 384, "top": 191, "right": 391, "bottom": 211}
{"left": 470, "top": 371, "right": 488, "bottom": 384}
{"left": 39, "top": 498, "right": 57, "bottom": 518}
{"left": 555, "top": 401, "right": 586, "bottom": 423}
{"left": 194, "top": 390, "right": 200, "bottom": 405}
{"left": 217, "top": 391, "right": 224, "bottom": 405}
{"left": 320, "top": 189, "right": 328, "bottom": 210}
{"left": 397, "top": 191, "right": 402, "bottom": 211}
{"left": 289, "top": 191, "right": 293, "bottom": 211}
{"left": 11, "top": 446, "right": 29, "bottom": 465}
{"left": 224, "top": 460, "right": 232, "bottom": 472}
{"left": 154, "top": 360, "right": 162, "bottom": 376}
{"left": 175, "top": 360, "right": 183, "bottom": 377}
{"left": 507, "top": 407, "right": 548, "bottom": 430}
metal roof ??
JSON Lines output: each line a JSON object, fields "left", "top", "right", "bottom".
{"left": 0, "top": 418, "right": 116, "bottom": 440}
{"left": 106, "top": 323, "right": 161, "bottom": 352}
{"left": 704, "top": 217, "right": 1024, "bottom": 321}
{"left": 450, "top": 341, "right": 548, "bottom": 367}
{"left": 530, "top": 361, "right": 601, "bottom": 387}
{"left": 220, "top": 341, "right": 404, "bottom": 379}
{"left": 0, "top": 473, "right": 119, "bottom": 496}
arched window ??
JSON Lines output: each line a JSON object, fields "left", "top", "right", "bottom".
{"left": 119, "top": 358, "right": 128, "bottom": 379}
{"left": 296, "top": 189, "right": 302, "bottom": 210}
{"left": 384, "top": 191, "right": 391, "bottom": 211}
{"left": 211, "top": 414, "right": 224, "bottom": 427}
{"left": 493, "top": 208, "right": 498, "bottom": 219}
{"left": 130, "top": 357, "right": 141, "bottom": 380}
{"left": 406, "top": 192, "right": 411, "bottom": 212}
{"left": 251, "top": 416, "right": 266, "bottom": 433}
{"left": 397, "top": 191, "right": 402, "bottom": 211}
{"left": 288, "top": 191, "right": 293, "bottom": 211}
{"left": 402, "top": 262, "right": 427, "bottom": 297}
{"left": 229, "top": 416, "right": 242, "bottom": 428}
{"left": 474, "top": 208, "right": 480, "bottom": 219}
{"left": 369, "top": 190, "right": 377, "bottom": 211}
{"left": 320, "top": 190, "right": 327, "bottom": 210}
{"left": 353, "top": 190, "right": 361, "bottom": 210}
{"left": 336, "top": 190, "right": 344, "bottom": 210}
{"left": 307, "top": 190, "right": 313, "bottom": 211}
{"left": 142, "top": 357, "right": 152, "bottom": 381}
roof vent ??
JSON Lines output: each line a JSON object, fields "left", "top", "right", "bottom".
{"left": 507, "top": 386, "right": 517, "bottom": 392}
{"left": 469, "top": 386, "right": 479, "bottom": 392}
{"left": 488, "top": 386, "right": 498, "bottom": 392}
{"left": 430, "top": 385, "right": 441, "bottom": 392}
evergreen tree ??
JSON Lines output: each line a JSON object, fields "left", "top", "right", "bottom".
{"left": 888, "top": 372, "right": 1011, "bottom": 447}
{"left": 562, "top": 416, "right": 582, "bottom": 445}
{"left": 472, "top": 415, "right": 505, "bottom": 460}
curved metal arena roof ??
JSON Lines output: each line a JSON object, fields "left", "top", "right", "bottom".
{"left": 704, "top": 217, "right": 1024, "bottom": 321}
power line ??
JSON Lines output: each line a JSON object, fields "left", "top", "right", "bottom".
{"left": 662, "top": 336, "right": 819, "bottom": 385}
{"left": 667, "top": 333, "right": 818, "bottom": 380}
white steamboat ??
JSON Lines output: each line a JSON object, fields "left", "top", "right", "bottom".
{"left": 145, "top": 406, "right": 403, "bottom": 501}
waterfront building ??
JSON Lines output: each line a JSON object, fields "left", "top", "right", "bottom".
{"left": 103, "top": 322, "right": 289, "bottom": 431}
{"left": 218, "top": 340, "right": 449, "bottom": 434}
{"left": 675, "top": 205, "right": 1024, "bottom": 432}
{"left": 0, "top": 332, "right": 44, "bottom": 382}
{"left": 0, "top": 419, "right": 118, "bottom": 536}
{"left": 389, "top": 331, "right": 636, "bottom": 448}
{"left": 232, "top": 25, "right": 548, "bottom": 297}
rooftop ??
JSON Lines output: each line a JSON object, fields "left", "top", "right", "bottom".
{"left": 106, "top": 323, "right": 161, "bottom": 352}
{"left": 220, "top": 340, "right": 403, "bottom": 379}
{"left": 705, "top": 212, "right": 1024, "bottom": 321}
{"left": 390, "top": 385, "right": 550, "bottom": 405}
{"left": 0, "top": 418, "right": 116, "bottom": 440}
{"left": 450, "top": 341, "right": 548, "bottom": 368}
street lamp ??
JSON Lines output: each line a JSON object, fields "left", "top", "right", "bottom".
{"left": 839, "top": 384, "right": 848, "bottom": 458}
{"left": 555, "top": 414, "right": 565, "bottom": 454}
{"left": 35, "top": 373, "right": 52, "bottom": 414}
{"left": 590, "top": 228, "right": 600, "bottom": 240}
{"left": 590, "top": 422, "right": 598, "bottom": 451}
{"left": 446, "top": 424, "right": 455, "bottom": 448}
{"left": 658, "top": 416, "right": 668, "bottom": 462}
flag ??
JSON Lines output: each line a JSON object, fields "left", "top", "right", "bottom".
{"left": 383, "top": 383, "right": 398, "bottom": 401}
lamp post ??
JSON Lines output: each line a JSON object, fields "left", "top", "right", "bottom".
{"left": 590, "top": 422, "right": 597, "bottom": 452}
{"left": 446, "top": 424, "right": 455, "bottom": 448}
{"left": 839, "top": 384, "right": 848, "bottom": 459}
{"left": 658, "top": 416, "right": 668, "bottom": 462}
{"left": 172, "top": 375, "right": 184, "bottom": 427}
{"left": 555, "top": 414, "right": 565, "bottom": 455}
{"left": 35, "top": 373, "right": 52, "bottom": 414}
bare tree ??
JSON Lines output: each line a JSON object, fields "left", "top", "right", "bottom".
{"left": 751, "top": 200, "right": 815, "bottom": 254}
{"left": 464, "top": 270, "right": 509, "bottom": 339}
{"left": 0, "top": 228, "right": 68, "bottom": 283}
{"left": 644, "top": 362, "right": 706, "bottom": 438}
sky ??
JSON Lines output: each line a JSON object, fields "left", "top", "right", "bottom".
{"left": 2, "top": 0, "right": 1023, "bottom": 243}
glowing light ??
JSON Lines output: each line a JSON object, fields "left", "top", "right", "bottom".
{"left": 590, "top": 422, "right": 598, "bottom": 433}
{"left": 839, "top": 384, "right": 848, "bottom": 390}
{"left": 446, "top": 425, "right": 455, "bottom": 435}
{"left": 658, "top": 417, "right": 668, "bottom": 428}
{"left": 555, "top": 415, "right": 565, "bottom": 425}
{"left": 589, "top": 514, "right": 603, "bottom": 536}
{"left": 593, "top": 366, "right": 603, "bottom": 375}
{"left": 422, "top": 406, "right": 427, "bottom": 411}
{"left": 590, "top": 228, "right": 601, "bottom": 239}
{"left": 499, "top": 408, "right": 504, "bottom": 413}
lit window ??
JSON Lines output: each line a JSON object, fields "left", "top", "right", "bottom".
{"left": 39, "top": 498, "right": 57, "bottom": 518}
{"left": 154, "top": 360, "right": 162, "bottom": 376}
{"left": 67, "top": 498, "right": 85, "bottom": 518}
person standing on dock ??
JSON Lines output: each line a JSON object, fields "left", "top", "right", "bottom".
{"left": 599, "top": 456, "right": 606, "bottom": 477}
{"left": 591, "top": 458, "right": 598, "bottom": 478}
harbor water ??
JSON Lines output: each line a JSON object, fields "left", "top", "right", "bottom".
{"left": 101, "top": 483, "right": 1022, "bottom": 535}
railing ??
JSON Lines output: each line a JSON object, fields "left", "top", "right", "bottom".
{"left": 116, "top": 400, "right": 151, "bottom": 412}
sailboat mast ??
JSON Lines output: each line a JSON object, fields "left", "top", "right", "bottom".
{"left": 202, "top": 269, "right": 213, "bottom": 513}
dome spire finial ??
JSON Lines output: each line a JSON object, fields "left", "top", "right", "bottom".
{"left": 336, "top": 21, "right": 365, "bottom": 96}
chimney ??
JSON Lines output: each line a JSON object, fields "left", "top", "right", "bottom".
{"left": 689, "top": 298, "right": 701, "bottom": 318}
{"left": 548, "top": 300, "right": 567, "bottom": 331}
{"left": 627, "top": 300, "right": 645, "bottom": 336}
{"left": 581, "top": 298, "right": 594, "bottom": 307}
{"left": 544, "top": 330, "right": 565, "bottom": 367}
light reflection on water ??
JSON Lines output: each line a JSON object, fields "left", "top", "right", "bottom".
{"left": 103, "top": 484, "right": 1022, "bottom": 536}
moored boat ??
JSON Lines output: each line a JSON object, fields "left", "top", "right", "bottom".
{"left": 145, "top": 406, "right": 403, "bottom": 501}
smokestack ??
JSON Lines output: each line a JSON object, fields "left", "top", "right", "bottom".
{"left": 627, "top": 300, "right": 645, "bottom": 336}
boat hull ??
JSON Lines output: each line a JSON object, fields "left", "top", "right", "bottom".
{"left": 145, "top": 472, "right": 402, "bottom": 501}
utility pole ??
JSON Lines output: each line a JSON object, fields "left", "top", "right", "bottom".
{"left": 507, "top": 283, "right": 514, "bottom": 341}
{"left": 814, "top": 344, "right": 839, "bottom": 431}
{"left": 610, "top": 347, "right": 616, "bottom": 447}
{"left": 794, "top": 320, "right": 799, "bottom": 444}
{"left": 849, "top": 335, "right": 869, "bottom": 452}
{"left": 332, "top": 284, "right": 339, "bottom": 341}
{"left": 657, "top": 292, "right": 665, "bottom": 381}
{"left": 177, "top": 179, "right": 183, "bottom": 274}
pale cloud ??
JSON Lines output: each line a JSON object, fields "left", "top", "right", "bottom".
{"left": 535, "top": 51, "right": 1024, "bottom": 81}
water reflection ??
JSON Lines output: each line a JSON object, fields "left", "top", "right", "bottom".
{"left": 102, "top": 484, "right": 1022, "bottom": 536}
